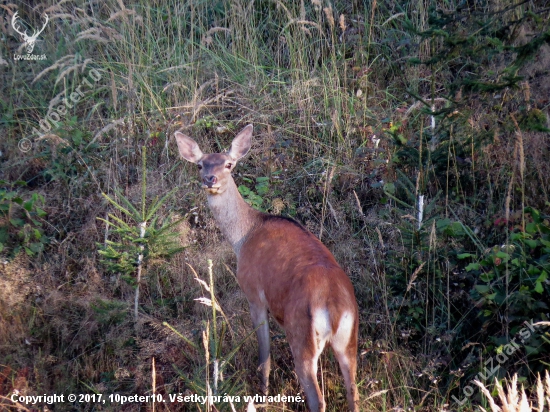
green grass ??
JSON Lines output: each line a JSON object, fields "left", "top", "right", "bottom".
{"left": 1, "top": 0, "right": 549, "bottom": 411}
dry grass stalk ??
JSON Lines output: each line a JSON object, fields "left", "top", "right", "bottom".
{"left": 110, "top": 70, "right": 117, "bottom": 110}
{"left": 406, "top": 261, "right": 425, "bottom": 293}
{"left": 318, "top": 166, "right": 335, "bottom": 240}
{"left": 510, "top": 114, "right": 525, "bottom": 186}
{"left": 35, "top": 133, "right": 68, "bottom": 147}
{"left": 311, "top": 0, "right": 322, "bottom": 11}
{"left": 48, "top": 13, "right": 77, "bottom": 21}
{"left": 324, "top": 6, "right": 334, "bottom": 29}
{"left": 87, "top": 118, "right": 125, "bottom": 148}
{"left": 521, "top": 81, "right": 531, "bottom": 111}
{"left": 0, "top": 3, "right": 16, "bottom": 14}
{"left": 382, "top": 12, "right": 405, "bottom": 26}
{"left": 33, "top": 54, "right": 78, "bottom": 84}
{"left": 544, "top": 369, "right": 550, "bottom": 410}
{"left": 205, "top": 27, "right": 231, "bottom": 36}
{"left": 54, "top": 64, "right": 80, "bottom": 86}
{"left": 151, "top": 357, "right": 156, "bottom": 412}
{"left": 505, "top": 139, "right": 518, "bottom": 224}
{"left": 162, "top": 81, "right": 188, "bottom": 93}
{"left": 202, "top": 326, "right": 210, "bottom": 365}
{"left": 50, "top": 0, "right": 74, "bottom": 8}
{"left": 352, "top": 190, "right": 364, "bottom": 217}
{"left": 75, "top": 32, "right": 110, "bottom": 44}
{"left": 48, "top": 91, "right": 67, "bottom": 111}
{"left": 376, "top": 227, "right": 385, "bottom": 249}
{"left": 201, "top": 326, "right": 212, "bottom": 411}
{"left": 201, "top": 27, "right": 231, "bottom": 46}
{"left": 75, "top": 16, "right": 100, "bottom": 26}
{"left": 339, "top": 14, "right": 347, "bottom": 32}
{"left": 365, "top": 389, "right": 389, "bottom": 400}
{"left": 292, "top": 19, "right": 322, "bottom": 32}
{"left": 107, "top": 9, "right": 137, "bottom": 23}
{"left": 75, "top": 26, "right": 122, "bottom": 43}
{"left": 190, "top": 262, "right": 235, "bottom": 337}
{"left": 274, "top": 0, "right": 293, "bottom": 22}
{"left": 474, "top": 371, "right": 550, "bottom": 412}
{"left": 192, "top": 80, "right": 214, "bottom": 111}
{"left": 81, "top": 58, "right": 93, "bottom": 73}
{"left": 429, "top": 219, "right": 437, "bottom": 250}
{"left": 326, "top": 199, "right": 340, "bottom": 227}
{"left": 535, "top": 372, "right": 544, "bottom": 412}
{"left": 194, "top": 297, "right": 222, "bottom": 312}
{"left": 77, "top": 27, "right": 101, "bottom": 38}
{"left": 368, "top": 0, "right": 377, "bottom": 48}
{"left": 192, "top": 88, "right": 235, "bottom": 123}
{"left": 330, "top": 108, "right": 341, "bottom": 136}
{"left": 43, "top": 5, "right": 64, "bottom": 13}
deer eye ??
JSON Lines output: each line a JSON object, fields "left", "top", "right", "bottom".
{"left": 197, "top": 164, "right": 203, "bottom": 170}
{"left": 225, "top": 163, "right": 232, "bottom": 169}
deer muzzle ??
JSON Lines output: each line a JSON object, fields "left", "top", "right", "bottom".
{"left": 202, "top": 175, "right": 218, "bottom": 188}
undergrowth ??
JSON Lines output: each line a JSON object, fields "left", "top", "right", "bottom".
{"left": 1, "top": 0, "right": 549, "bottom": 411}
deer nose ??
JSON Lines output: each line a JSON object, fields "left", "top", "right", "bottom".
{"left": 203, "top": 175, "right": 218, "bottom": 187}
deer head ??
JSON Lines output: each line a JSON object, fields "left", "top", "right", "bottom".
{"left": 174, "top": 124, "right": 253, "bottom": 195}
{"left": 12, "top": 11, "right": 49, "bottom": 54}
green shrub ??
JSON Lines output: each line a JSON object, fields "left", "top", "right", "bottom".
{"left": 0, "top": 181, "right": 48, "bottom": 257}
{"left": 468, "top": 207, "right": 550, "bottom": 373}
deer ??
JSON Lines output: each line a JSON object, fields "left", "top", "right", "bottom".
{"left": 11, "top": 11, "right": 49, "bottom": 54}
{"left": 175, "top": 124, "right": 359, "bottom": 412}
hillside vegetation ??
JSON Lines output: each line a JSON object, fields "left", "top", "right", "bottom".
{"left": 1, "top": 0, "right": 549, "bottom": 411}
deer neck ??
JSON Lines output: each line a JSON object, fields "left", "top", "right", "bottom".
{"left": 206, "top": 177, "right": 260, "bottom": 256}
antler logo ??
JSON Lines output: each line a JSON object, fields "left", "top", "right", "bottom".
{"left": 11, "top": 11, "right": 49, "bottom": 54}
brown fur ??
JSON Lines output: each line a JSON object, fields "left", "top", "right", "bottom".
{"left": 239, "top": 216, "right": 356, "bottom": 328}
{"left": 175, "top": 125, "right": 359, "bottom": 412}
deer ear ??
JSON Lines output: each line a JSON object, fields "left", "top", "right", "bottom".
{"left": 175, "top": 131, "right": 204, "bottom": 163}
{"left": 228, "top": 124, "right": 253, "bottom": 161}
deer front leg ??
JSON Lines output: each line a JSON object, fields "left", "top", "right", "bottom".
{"left": 249, "top": 303, "right": 271, "bottom": 395}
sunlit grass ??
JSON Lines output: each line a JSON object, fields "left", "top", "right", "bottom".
{"left": 1, "top": 0, "right": 549, "bottom": 411}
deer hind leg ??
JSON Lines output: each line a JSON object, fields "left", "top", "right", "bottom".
{"left": 330, "top": 311, "right": 359, "bottom": 412}
{"left": 249, "top": 303, "right": 271, "bottom": 395}
{"left": 290, "top": 342, "right": 325, "bottom": 412}
{"left": 288, "top": 307, "right": 331, "bottom": 412}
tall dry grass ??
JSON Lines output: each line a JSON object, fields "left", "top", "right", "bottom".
{"left": 0, "top": 0, "right": 549, "bottom": 411}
